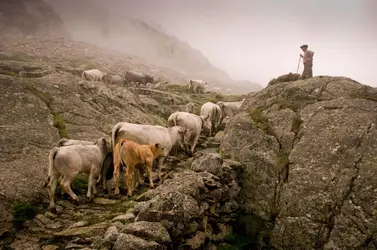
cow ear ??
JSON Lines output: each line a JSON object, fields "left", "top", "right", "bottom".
{"left": 155, "top": 143, "right": 159, "bottom": 148}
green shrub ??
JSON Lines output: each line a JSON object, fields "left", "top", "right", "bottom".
{"left": 276, "top": 150, "right": 289, "bottom": 170}
{"left": 13, "top": 202, "right": 36, "bottom": 229}
{"left": 71, "top": 174, "right": 88, "bottom": 194}
{"left": 53, "top": 113, "right": 68, "bottom": 139}
{"left": 221, "top": 214, "right": 274, "bottom": 250}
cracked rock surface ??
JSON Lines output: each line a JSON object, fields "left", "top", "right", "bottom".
{"left": 220, "top": 76, "right": 377, "bottom": 249}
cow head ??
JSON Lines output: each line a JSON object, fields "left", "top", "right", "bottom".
{"left": 200, "top": 114, "right": 211, "bottom": 131}
{"left": 95, "top": 137, "right": 109, "bottom": 154}
{"left": 153, "top": 143, "right": 165, "bottom": 159}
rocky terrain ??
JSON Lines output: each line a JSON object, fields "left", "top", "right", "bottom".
{"left": 220, "top": 76, "right": 377, "bottom": 249}
{"left": 2, "top": 32, "right": 377, "bottom": 249}
{"left": 0, "top": 34, "right": 247, "bottom": 249}
{"left": 0, "top": 0, "right": 68, "bottom": 38}
{"left": 1, "top": 2, "right": 377, "bottom": 249}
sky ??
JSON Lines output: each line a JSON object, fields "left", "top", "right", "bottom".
{"left": 112, "top": 0, "right": 377, "bottom": 86}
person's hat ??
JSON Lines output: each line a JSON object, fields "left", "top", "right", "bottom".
{"left": 300, "top": 44, "right": 308, "bottom": 49}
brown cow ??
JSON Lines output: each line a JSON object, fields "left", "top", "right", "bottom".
{"left": 113, "top": 139, "right": 165, "bottom": 196}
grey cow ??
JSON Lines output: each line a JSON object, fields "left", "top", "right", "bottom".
{"left": 124, "top": 70, "right": 154, "bottom": 87}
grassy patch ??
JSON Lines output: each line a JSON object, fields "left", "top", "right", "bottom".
{"left": 276, "top": 149, "right": 290, "bottom": 183}
{"left": 165, "top": 84, "right": 189, "bottom": 93}
{"left": 0, "top": 70, "right": 18, "bottom": 77}
{"left": 53, "top": 112, "right": 68, "bottom": 139}
{"left": 276, "top": 150, "right": 289, "bottom": 170}
{"left": 12, "top": 202, "right": 37, "bottom": 229}
{"left": 270, "top": 96, "right": 293, "bottom": 111}
{"left": 248, "top": 108, "right": 276, "bottom": 137}
{"left": 0, "top": 52, "right": 34, "bottom": 62}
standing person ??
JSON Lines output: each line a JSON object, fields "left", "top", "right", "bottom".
{"left": 300, "top": 44, "right": 314, "bottom": 79}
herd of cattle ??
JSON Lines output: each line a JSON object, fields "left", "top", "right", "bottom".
{"left": 44, "top": 69, "right": 245, "bottom": 213}
{"left": 81, "top": 68, "right": 208, "bottom": 94}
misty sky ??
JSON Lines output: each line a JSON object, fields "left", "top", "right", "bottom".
{"left": 114, "top": 0, "right": 377, "bottom": 86}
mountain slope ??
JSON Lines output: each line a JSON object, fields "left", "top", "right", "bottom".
{"left": 44, "top": 0, "right": 262, "bottom": 93}
{"left": 0, "top": 0, "right": 68, "bottom": 38}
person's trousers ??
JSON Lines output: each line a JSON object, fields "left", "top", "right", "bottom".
{"left": 302, "top": 61, "right": 313, "bottom": 79}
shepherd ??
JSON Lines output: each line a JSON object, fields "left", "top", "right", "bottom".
{"left": 300, "top": 44, "right": 314, "bottom": 79}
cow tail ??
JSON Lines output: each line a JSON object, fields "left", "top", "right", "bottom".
{"left": 173, "top": 113, "right": 178, "bottom": 126}
{"left": 43, "top": 147, "right": 58, "bottom": 188}
{"left": 119, "top": 140, "right": 127, "bottom": 170}
{"left": 111, "top": 124, "right": 122, "bottom": 152}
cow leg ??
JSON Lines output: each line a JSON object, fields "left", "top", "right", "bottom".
{"left": 88, "top": 165, "right": 100, "bottom": 199}
{"left": 60, "top": 175, "right": 79, "bottom": 205}
{"left": 113, "top": 150, "right": 122, "bottom": 195}
{"left": 191, "top": 133, "right": 200, "bottom": 154}
{"left": 48, "top": 174, "right": 60, "bottom": 213}
{"left": 125, "top": 164, "right": 135, "bottom": 197}
{"left": 96, "top": 174, "right": 102, "bottom": 185}
{"left": 157, "top": 157, "right": 165, "bottom": 183}
{"left": 145, "top": 159, "right": 154, "bottom": 189}
{"left": 113, "top": 162, "right": 121, "bottom": 195}
{"left": 208, "top": 121, "right": 213, "bottom": 137}
{"left": 101, "top": 163, "right": 108, "bottom": 191}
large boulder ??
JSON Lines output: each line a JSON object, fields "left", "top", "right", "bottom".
{"left": 220, "top": 76, "right": 377, "bottom": 249}
{"left": 113, "top": 233, "right": 166, "bottom": 250}
{"left": 133, "top": 158, "right": 243, "bottom": 248}
{"left": 120, "top": 221, "right": 172, "bottom": 246}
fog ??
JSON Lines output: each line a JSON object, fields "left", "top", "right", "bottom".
{"left": 113, "top": 0, "right": 377, "bottom": 86}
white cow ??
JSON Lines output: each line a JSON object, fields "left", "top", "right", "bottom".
{"left": 43, "top": 138, "right": 108, "bottom": 213}
{"left": 217, "top": 98, "right": 245, "bottom": 123}
{"left": 82, "top": 69, "right": 105, "bottom": 82}
{"left": 188, "top": 80, "right": 207, "bottom": 94}
{"left": 57, "top": 138, "right": 95, "bottom": 147}
{"left": 167, "top": 111, "right": 204, "bottom": 154}
{"left": 111, "top": 122, "right": 190, "bottom": 192}
{"left": 200, "top": 102, "right": 222, "bottom": 136}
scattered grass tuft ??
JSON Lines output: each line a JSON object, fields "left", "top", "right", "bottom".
{"left": 276, "top": 149, "right": 290, "bottom": 183}
{"left": 248, "top": 108, "right": 276, "bottom": 137}
{"left": 0, "top": 52, "right": 34, "bottom": 62}
{"left": 53, "top": 112, "right": 68, "bottom": 139}
{"left": 12, "top": 202, "right": 37, "bottom": 229}
{"left": 26, "top": 81, "right": 53, "bottom": 109}
{"left": 71, "top": 173, "right": 88, "bottom": 194}
{"left": 0, "top": 70, "right": 18, "bottom": 77}
{"left": 221, "top": 214, "right": 273, "bottom": 250}
{"left": 291, "top": 112, "right": 303, "bottom": 134}
{"left": 276, "top": 150, "right": 289, "bottom": 170}
{"left": 165, "top": 84, "right": 189, "bottom": 93}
